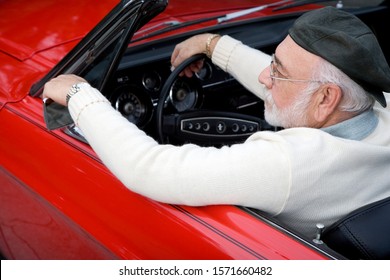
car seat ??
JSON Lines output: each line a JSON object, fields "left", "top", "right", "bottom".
{"left": 322, "top": 196, "right": 390, "bottom": 259}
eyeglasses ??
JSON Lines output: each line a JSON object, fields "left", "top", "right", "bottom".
{"left": 269, "top": 53, "right": 322, "bottom": 85}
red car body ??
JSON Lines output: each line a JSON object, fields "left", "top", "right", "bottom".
{"left": 0, "top": 0, "right": 388, "bottom": 259}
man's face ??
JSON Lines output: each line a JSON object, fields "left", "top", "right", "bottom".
{"left": 259, "top": 36, "right": 321, "bottom": 128}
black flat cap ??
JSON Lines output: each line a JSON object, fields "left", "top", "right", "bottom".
{"left": 289, "top": 6, "right": 390, "bottom": 107}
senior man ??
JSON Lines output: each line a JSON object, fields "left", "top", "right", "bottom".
{"left": 43, "top": 7, "right": 390, "bottom": 238}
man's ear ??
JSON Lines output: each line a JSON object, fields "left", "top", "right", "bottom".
{"left": 313, "top": 84, "right": 342, "bottom": 123}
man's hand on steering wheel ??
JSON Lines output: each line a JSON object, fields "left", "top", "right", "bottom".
{"left": 171, "top": 33, "right": 221, "bottom": 78}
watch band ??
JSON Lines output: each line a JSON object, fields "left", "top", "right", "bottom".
{"left": 66, "top": 83, "right": 85, "bottom": 105}
{"left": 205, "top": 34, "right": 220, "bottom": 58}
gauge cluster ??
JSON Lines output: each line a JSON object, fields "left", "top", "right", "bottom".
{"left": 109, "top": 60, "right": 231, "bottom": 126}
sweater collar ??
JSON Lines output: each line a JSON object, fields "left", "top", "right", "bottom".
{"left": 321, "top": 109, "right": 378, "bottom": 140}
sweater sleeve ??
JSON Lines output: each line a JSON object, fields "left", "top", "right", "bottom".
{"left": 68, "top": 85, "right": 291, "bottom": 215}
{"left": 212, "top": 35, "right": 271, "bottom": 101}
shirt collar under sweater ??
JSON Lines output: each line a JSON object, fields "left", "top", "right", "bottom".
{"left": 321, "top": 109, "right": 378, "bottom": 141}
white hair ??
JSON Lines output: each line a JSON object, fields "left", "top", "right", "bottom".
{"left": 312, "top": 57, "right": 376, "bottom": 113}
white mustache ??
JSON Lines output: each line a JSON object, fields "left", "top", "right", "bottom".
{"left": 264, "top": 89, "right": 275, "bottom": 108}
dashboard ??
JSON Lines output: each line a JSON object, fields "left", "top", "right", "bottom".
{"left": 107, "top": 54, "right": 275, "bottom": 146}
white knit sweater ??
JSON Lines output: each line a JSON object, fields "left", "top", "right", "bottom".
{"left": 68, "top": 36, "right": 390, "bottom": 238}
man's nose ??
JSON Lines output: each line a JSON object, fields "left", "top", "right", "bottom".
{"left": 259, "top": 66, "right": 272, "bottom": 89}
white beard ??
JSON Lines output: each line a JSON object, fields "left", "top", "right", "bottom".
{"left": 264, "top": 89, "right": 312, "bottom": 128}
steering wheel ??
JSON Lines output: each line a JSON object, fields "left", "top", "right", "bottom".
{"left": 157, "top": 53, "right": 206, "bottom": 143}
{"left": 157, "top": 53, "right": 270, "bottom": 145}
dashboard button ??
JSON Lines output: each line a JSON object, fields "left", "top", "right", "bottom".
{"left": 202, "top": 122, "right": 210, "bottom": 131}
{"left": 232, "top": 123, "right": 239, "bottom": 133}
{"left": 216, "top": 122, "right": 226, "bottom": 134}
{"left": 185, "top": 122, "right": 193, "bottom": 130}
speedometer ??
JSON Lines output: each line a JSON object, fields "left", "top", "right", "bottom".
{"left": 111, "top": 86, "right": 152, "bottom": 127}
{"left": 169, "top": 78, "right": 199, "bottom": 112}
